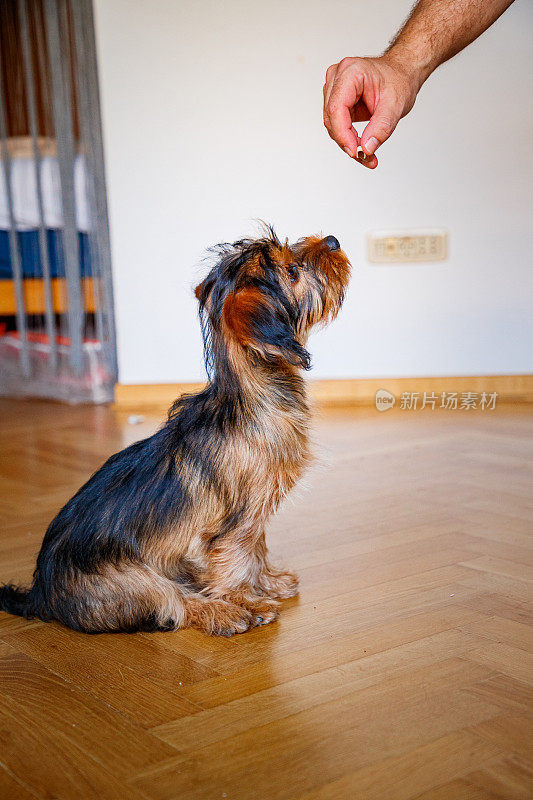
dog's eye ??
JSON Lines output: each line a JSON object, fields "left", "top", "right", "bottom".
{"left": 287, "top": 264, "right": 299, "bottom": 283}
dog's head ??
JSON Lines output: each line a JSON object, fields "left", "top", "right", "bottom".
{"left": 195, "top": 225, "right": 351, "bottom": 373}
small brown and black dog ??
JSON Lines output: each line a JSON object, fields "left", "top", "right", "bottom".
{"left": 0, "top": 226, "right": 350, "bottom": 635}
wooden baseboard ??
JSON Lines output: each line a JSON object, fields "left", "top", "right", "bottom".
{"left": 114, "top": 374, "right": 533, "bottom": 412}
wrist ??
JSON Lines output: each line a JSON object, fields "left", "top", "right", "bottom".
{"left": 381, "top": 44, "right": 433, "bottom": 92}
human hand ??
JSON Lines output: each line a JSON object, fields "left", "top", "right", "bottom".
{"left": 323, "top": 54, "right": 421, "bottom": 168}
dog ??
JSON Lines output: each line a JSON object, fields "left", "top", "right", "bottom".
{"left": 0, "top": 226, "right": 350, "bottom": 635}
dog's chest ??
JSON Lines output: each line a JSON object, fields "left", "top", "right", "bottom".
{"left": 221, "top": 411, "right": 310, "bottom": 508}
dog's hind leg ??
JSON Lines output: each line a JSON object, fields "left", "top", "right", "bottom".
{"left": 47, "top": 563, "right": 191, "bottom": 633}
{"left": 48, "top": 562, "right": 263, "bottom": 635}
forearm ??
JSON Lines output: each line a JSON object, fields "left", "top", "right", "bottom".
{"left": 385, "top": 0, "right": 515, "bottom": 88}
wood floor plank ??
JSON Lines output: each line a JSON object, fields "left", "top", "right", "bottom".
{"left": 466, "top": 755, "right": 533, "bottom": 800}
{"left": 464, "top": 674, "right": 533, "bottom": 716}
{"left": 297, "top": 731, "right": 503, "bottom": 800}
{"left": 458, "top": 593, "right": 532, "bottom": 626}
{"left": 0, "top": 399, "right": 531, "bottom": 800}
{"left": 458, "top": 571, "right": 531, "bottom": 602}
{"left": 295, "top": 543, "right": 480, "bottom": 605}
{"left": 0, "top": 767, "right": 37, "bottom": 800}
{"left": 137, "top": 661, "right": 498, "bottom": 796}
{"left": 460, "top": 556, "right": 533, "bottom": 584}
{"left": 285, "top": 521, "right": 473, "bottom": 571}
{"left": 464, "top": 517, "right": 533, "bottom": 550}
{"left": 176, "top": 605, "right": 487, "bottom": 709}
{"left": 466, "top": 643, "right": 533, "bottom": 686}
{"left": 412, "top": 778, "right": 503, "bottom": 800}
{"left": 459, "top": 616, "right": 533, "bottom": 653}
{"left": 152, "top": 581, "right": 481, "bottom": 674}
{"left": 149, "top": 564, "right": 477, "bottom": 667}
{"left": 153, "top": 635, "right": 492, "bottom": 751}
{"left": 0, "top": 651, "right": 179, "bottom": 780}
{"left": 137, "top": 722, "right": 503, "bottom": 800}
{"left": 468, "top": 714, "right": 533, "bottom": 761}
{"left": 58, "top": 626, "right": 221, "bottom": 688}
{"left": 456, "top": 534, "right": 533, "bottom": 567}
{"left": 0, "top": 692, "right": 151, "bottom": 800}
{"left": 2, "top": 624, "right": 203, "bottom": 728}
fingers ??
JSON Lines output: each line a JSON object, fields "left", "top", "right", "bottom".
{"left": 323, "top": 61, "right": 376, "bottom": 167}
{"left": 323, "top": 55, "right": 417, "bottom": 168}
{"left": 323, "top": 66, "right": 362, "bottom": 157}
{"left": 355, "top": 149, "right": 378, "bottom": 169}
{"left": 323, "top": 59, "right": 401, "bottom": 168}
{"left": 360, "top": 92, "right": 402, "bottom": 156}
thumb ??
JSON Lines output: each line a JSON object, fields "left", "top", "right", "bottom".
{"left": 360, "top": 95, "right": 401, "bottom": 156}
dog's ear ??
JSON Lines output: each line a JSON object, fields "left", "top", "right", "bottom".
{"left": 222, "top": 286, "right": 311, "bottom": 369}
{"left": 194, "top": 276, "right": 216, "bottom": 310}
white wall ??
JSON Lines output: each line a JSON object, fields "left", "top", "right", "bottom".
{"left": 93, "top": 0, "right": 533, "bottom": 384}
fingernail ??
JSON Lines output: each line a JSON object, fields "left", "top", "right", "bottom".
{"left": 356, "top": 145, "right": 366, "bottom": 161}
{"left": 364, "top": 137, "right": 379, "bottom": 155}
{"left": 343, "top": 146, "right": 354, "bottom": 158}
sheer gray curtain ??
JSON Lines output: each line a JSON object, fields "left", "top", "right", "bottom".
{"left": 0, "top": 0, "right": 117, "bottom": 403}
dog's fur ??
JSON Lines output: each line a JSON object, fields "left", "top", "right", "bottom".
{"left": 0, "top": 227, "right": 350, "bottom": 635}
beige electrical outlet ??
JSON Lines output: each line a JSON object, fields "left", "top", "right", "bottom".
{"left": 367, "top": 229, "right": 448, "bottom": 263}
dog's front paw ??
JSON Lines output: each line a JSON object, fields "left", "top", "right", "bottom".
{"left": 243, "top": 595, "right": 280, "bottom": 627}
{"left": 185, "top": 597, "right": 253, "bottom": 637}
{"left": 258, "top": 569, "right": 299, "bottom": 600}
{"left": 219, "top": 591, "right": 280, "bottom": 628}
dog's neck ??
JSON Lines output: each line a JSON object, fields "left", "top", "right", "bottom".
{"left": 211, "top": 354, "right": 311, "bottom": 474}
{"left": 212, "top": 347, "right": 310, "bottom": 427}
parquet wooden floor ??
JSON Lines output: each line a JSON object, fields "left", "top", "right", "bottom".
{"left": 0, "top": 398, "right": 531, "bottom": 800}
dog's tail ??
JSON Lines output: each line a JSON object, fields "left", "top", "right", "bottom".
{"left": 0, "top": 583, "right": 34, "bottom": 618}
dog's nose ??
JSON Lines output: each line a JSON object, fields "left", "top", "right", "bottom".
{"left": 323, "top": 235, "right": 340, "bottom": 252}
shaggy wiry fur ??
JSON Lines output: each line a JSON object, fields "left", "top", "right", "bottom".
{"left": 0, "top": 226, "right": 350, "bottom": 635}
